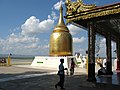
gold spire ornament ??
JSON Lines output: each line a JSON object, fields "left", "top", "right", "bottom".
{"left": 49, "top": 3, "right": 73, "bottom": 56}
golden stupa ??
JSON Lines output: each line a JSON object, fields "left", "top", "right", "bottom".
{"left": 49, "top": 4, "right": 73, "bottom": 56}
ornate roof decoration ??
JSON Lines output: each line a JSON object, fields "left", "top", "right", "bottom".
{"left": 65, "top": 0, "right": 120, "bottom": 24}
{"left": 65, "top": 0, "right": 96, "bottom": 15}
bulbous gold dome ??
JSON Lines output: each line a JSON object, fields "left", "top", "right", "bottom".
{"left": 49, "top": 5, "right": 73, "bottom": 56}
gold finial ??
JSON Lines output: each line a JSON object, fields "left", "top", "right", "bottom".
{"left": 53, "top": 0, "right": 69, "bottom": 32}
{"left": 57, "top": 0, "right": 66, "bottom": 26}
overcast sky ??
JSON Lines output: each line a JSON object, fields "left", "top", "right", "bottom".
{"left": 0, "top": 0, "right": 119, "bottom": 56}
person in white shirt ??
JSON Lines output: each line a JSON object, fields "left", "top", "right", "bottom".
{"left": 55, "top": 59, "right": 67, "bottom": 89}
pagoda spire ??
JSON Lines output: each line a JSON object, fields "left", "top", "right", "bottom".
{"left": 57, "top": 0, "right": 65, "bottom": 26}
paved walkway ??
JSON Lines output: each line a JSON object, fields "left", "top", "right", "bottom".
{"left": 0, "top": 65, "right": 120, "bottom": 90}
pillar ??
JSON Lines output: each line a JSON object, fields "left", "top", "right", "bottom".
{"left": 106, "top": 32, "right": 113, "bottom": 75}
{"left": 87, "top": 22, "right": 96, "bottom": 82}
{"left": 116, "top": 40, "right": 120, "bottom": 71}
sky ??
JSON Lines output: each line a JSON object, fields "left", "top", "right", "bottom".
{"left": 0, "top": 0, "right": 119, "bottom": 56}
